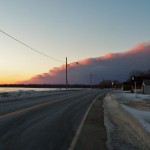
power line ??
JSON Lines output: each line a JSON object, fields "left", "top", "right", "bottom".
{"left": 0, "top": 29, "right": 84, "bottom": 74}
{"left": 0, "top": 29, "right": 92, "bottom": 79}
{"left": 0, "top": 29, "right": 65, "bottom": 63}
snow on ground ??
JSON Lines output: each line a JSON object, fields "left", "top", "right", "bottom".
{"left": 112, "top": 90, "right": 150, "bottom": 103}
{"left": 122, "top": 104, "right": 150, "bottom": 132}
{"left": 104, "top": 91, "right": 150, "bottom": 150}
{"left": 0, "top": 90, "right": 66, "bottom": 102}
{"left": 0, "top": 88, "right": 83, "bottom": 102}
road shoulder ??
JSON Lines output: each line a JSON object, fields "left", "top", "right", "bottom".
{"left": 74, "top": 95, "right": 107, "bottom": 150}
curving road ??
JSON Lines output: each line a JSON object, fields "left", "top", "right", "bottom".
{"left": 0, "top": 89, "right": 106, "bottom": 150}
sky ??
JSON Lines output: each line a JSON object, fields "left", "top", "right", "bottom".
{"left": 0, "top": 0, "right": 150, "bottom": 84}
{"left": 18, "top": 42, "right": 150, "bottom": 84}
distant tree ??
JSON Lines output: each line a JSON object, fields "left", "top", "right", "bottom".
{"left": 99, "top": 80, "right": 121, "bottom": 88}
{"left": 99, "top": 80, "right": 112, "bottom": 88}
{"left": 127, "top": 69, "right": 150, "bottom": 81}
{"left": 112, "top": 80, "right": 121, "bottom": 88}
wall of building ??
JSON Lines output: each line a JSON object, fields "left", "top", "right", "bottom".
{"left": 144, "top": 85, "right": 150, "bottom": 94}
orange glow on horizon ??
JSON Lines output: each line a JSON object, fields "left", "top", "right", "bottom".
{"left": 0, "top": 75, "right": 31, "bottom": 84}
{"left": 0, "top": 79, "right": 19, "bottom": 84}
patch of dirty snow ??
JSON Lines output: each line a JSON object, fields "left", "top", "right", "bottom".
{"left": 104, "top": 94, "right": 150, "bottom": 150}
{"left": 112, "top": 90, "right": 150, "bottom": 103}
{"left": 122, "top": 104, "right": 150, "bottom": 132}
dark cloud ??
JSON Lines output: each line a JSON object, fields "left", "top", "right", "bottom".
{"left": 18, "top": 41, "right": 150, "bottom": 84}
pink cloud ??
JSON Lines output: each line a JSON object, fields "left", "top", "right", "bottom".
{"left": 78, "top": 58, "right": 92, "bottom": 65}
{"left": 18, "top": 41, "right": 150, "bottom": 84}
{"left": 124, "top": 41, "right": 150, "bottom": 55}
{"left": 100, "top": 52, "right": 115, "bottom": 59}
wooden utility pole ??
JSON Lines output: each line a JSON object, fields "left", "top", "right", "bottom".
{"left": 66, "top": 57, "right": 68, "bottom": 90}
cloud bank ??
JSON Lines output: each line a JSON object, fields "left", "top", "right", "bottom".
{"left": 18, "top": 41, "right": 150, "bottom": 84}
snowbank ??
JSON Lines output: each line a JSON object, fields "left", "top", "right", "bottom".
{"left": 104, "top": 92, "right": 150, "bottom": 150}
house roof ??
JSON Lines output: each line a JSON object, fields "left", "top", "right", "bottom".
{"left": 143, "top": 80, "right": 150, "bottom": 85}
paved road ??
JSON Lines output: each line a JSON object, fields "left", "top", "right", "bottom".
{"left": 0, "top": 89, "right": 106, "bottom": 150}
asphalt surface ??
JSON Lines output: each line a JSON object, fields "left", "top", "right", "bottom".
{"left": 74, "top": 95, "right": 107, "bottom": 150}
{"left": 0, "top": 89, "right": 106, "bottom": 150}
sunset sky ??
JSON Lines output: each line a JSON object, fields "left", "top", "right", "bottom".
{"left": 0, "top": 0, "right": 150, "bottom": 84}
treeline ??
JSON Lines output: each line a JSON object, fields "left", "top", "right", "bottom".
{"left": 0, "top": 84, "right": 100, "bottom": 88}
{"left": 0, "top": 81, "right": 122, "bottom": 89}
{"left": 99, "top": 80, "right": 121, "bottom": 89}
{"left": 125, "top": 69, "right": 150, "bottom": 82}
{"left": 128, "top": 70, "right": 150, "bottom": 79}
{"left": 0, "top": 82, "right": 122, "bottom": 89}
{"left": 97, "top": 70, "right": 150, "bottom": 88}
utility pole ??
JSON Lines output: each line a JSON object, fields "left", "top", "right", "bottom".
{"left": 66, "top": 57, "right": 68, "bottom": 90}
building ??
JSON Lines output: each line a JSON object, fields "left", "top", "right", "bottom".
{"left": 142, "top": 80, "right": 150, "bottom": 94}
{"left": 131, "top": 76, "right": 150, "bottom": 93}
{"left": 122, "top": 82, "right": 132, "bottom": 91}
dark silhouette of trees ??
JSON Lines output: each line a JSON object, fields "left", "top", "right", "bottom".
{"left": 129, "top": 70, "right": 150, "bottom": 78}
{"left": 99, "top": 80, "right": 121, "bottom": 88}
